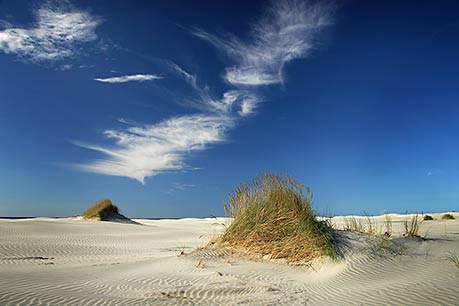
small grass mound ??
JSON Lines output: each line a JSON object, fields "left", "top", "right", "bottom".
{"left": 442, "top": 213, "right": 455, "bottom": 220}
{"left": 83, "top": 199, "right": 120, "bottom": 221}
{"left": 209, "top": 172, "right": 338, "bottom": 265}
{"left": 423, "top": 215, "right": 434, "bottom": 221}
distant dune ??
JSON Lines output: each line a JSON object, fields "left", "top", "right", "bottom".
{"left": 0, "top": 212, "right": 458, "bottom": 305}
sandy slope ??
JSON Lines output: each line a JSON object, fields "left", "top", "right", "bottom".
{"left": 0, "top": 213, "right": 458, "bottom": 305}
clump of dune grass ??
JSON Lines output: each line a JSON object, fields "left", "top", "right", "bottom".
{"left": 82, "top": 199, "right": 120, "bottom": 221}
{"left": 403, "top": 214, "right": 421, "bottom": 238}
{"left": 423, "top": 215, "right": 434, "bottom": 221}
{"left": 448, "top": 252, "right": 459, "bottom": 270}
{"left": 442, "top": 213, "right": 455, "bottom": 220}
{"left": 364, "top": 213, "right": 377, "bottom": 236}
{"left": 209, "top": 172, "right": 338, "bottom": 265}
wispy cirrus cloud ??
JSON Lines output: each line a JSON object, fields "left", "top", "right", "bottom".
{"left": 0, "top": 2, "right": 102, "bottom": 62}
{"left": 166, "top": 182, "right": 196, "bottom": 194}
{"left": 75, "top": 114, "right": 232, "bottom": 183}
{"left": 169, "top": 62, "right": 260, "bottom": 116}
{"left": 193, "top": 0, "right": 333, "bottom": 86}
{"left": 76, "top": 0, "right": 334, "bottom": 183}
{"left": 94, "top": 74, "right": 163, "bottom": 84}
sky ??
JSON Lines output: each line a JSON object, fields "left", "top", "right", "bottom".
{"left": 0, "top": 0, "right": 458, "bottom": 218}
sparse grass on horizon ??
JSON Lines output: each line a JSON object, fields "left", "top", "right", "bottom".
{"left": 442, "top": 213, "right": 455, "bottom": 220}
{"left": 383, "top": 215, "right": 393, "bottom": 237}
{"left": 343, "top": 214, "right": 390, "bottom": 237}
{"left": 343, "top": 216, "right": 365, "bottom": 233}
{"left": 208, "top": 172, "right": 338, "bottom": 265}
{"left": 82, "top": 199, "right": 120, "bottom": 221}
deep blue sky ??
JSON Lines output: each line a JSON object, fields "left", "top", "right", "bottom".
{"left": 0, "top": 0, "right": 458, "bottom": 217}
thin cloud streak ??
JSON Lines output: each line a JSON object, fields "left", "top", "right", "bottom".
{"left": 194, "top": 0, "right": 333, "bottom": 86}
{"left": 0, "top": 3, "right": 101, "bottom": 62}
{"left": 94, "top": 74, "right": 163, "bottom": 83}
{"left": 169, "top": 62, "right": 260, "bottom": 116}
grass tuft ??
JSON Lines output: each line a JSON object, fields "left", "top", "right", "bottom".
{"left": 82, "top": 199, "right": 120, "bottom": 221}
{"left": 403, "top": 214, "right": 421, "bottom": 238}
{"left": 442, "top": 213, "right": 455, "bottom": 220}
{"left": 423, "top": 215, "right": 434, "bottom": 221}
{"left": 209, "top": 172, "right": 338, "bottom": 265}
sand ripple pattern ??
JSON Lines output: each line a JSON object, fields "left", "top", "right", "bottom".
{"left": 0, "top": 217, "right": 458, "bottom": 305}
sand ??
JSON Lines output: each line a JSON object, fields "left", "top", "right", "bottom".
{"left": 0, "top": 212, "right": 458, "bottom": 305}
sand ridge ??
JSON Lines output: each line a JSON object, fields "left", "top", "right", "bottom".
{"left": 0, "top": 213, "right": 458, "bottom": 305}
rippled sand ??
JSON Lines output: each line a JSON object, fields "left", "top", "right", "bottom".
{"left": 0, "top": 213, "right": 458, "bottom": 305}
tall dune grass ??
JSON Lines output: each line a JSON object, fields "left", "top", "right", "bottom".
{"left": 383, "top": 215, "right": 393, "bottom": 237}
{"left": 82, "top": 199, "right": 119, "bottom": 221}
{"left": 403, "top": 214, "right": 420, "bottom": 238}
{"left": 210, "top": 172, "right": 337, "bottom": 265}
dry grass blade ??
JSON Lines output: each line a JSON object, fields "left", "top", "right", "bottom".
{"left": 448, "top": 252, "right": 459, "bottom": 269}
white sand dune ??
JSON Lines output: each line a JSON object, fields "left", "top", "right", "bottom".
{"left": 0, "top": 213, "right": 458, "bottom": 305}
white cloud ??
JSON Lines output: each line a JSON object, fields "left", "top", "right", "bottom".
{"left": 169, "top": 62, "right": 198, "bottom": 89}
{"left": 194, "top": 0, "right": 333, "bottom": 85}
{"left": 94, "top": 74, "right": 163, "bottom": 83}
{"left": 170, "top": 63, "right": 260, "bottom": 115}
{"left": 167, "top": 182, "right": 196, "bottom": 194}
{"left": 218, "top": 90, "right": 260, "bottom": 116}
{"left": 0, "top": 3, "right": 102, "bottom": 62}
{"left": 238, "top": 93, "right": 260, "bottom": 116}
{"left": 75, "top": 114, "right": 232, "bottom": 183}
{"left": 58, "top": 64, "right": 73, "bottom": 71}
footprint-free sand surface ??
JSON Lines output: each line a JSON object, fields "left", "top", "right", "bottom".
{"left": 0, "top": 213, "right": 458, "bottom": 305}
